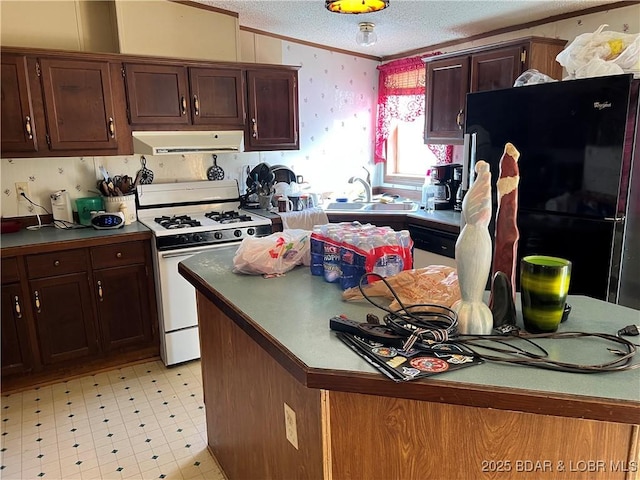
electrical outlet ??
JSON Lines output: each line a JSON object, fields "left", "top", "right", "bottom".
{"left": 15, "top": 182, "right": 29, "bottom": 200}
{"left": 284, "top": 403, "right": 299, "bottom": 449}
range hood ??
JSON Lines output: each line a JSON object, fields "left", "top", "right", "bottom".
{"left": 132, "top": 130, "right": 244, "bottom": 155}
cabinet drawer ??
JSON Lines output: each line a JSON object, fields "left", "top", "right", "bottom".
{"left": 26, "top": 249, "right": 88, "bottom": 278}
{"left": 407, "top": 225, "right": 458, "bottom": 259}
{"left": 91, "top": 241, "right": 146, "bottom": 269}
{"left": 2, "top": 257, "right": 20, "bottom": 283}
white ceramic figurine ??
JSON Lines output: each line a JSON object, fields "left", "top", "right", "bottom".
{"left": 452, "top": 160, "right": 493, "bottom": 335}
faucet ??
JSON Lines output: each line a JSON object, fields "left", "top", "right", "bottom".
{"left": 348, "top": 175, "right": 372, "bottom": 203}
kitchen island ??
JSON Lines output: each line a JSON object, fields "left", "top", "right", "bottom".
{"left": 179, "top": 245, "right": 639, "bottom": 480}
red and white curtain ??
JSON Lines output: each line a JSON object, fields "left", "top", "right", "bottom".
{"left": 375, "top": 54, "right": 453, "bottom": 165}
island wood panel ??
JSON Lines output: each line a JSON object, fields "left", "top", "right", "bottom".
{"left": 196, "top": 293, "right": 325, "bottom": 480}
{"left": 328, "top": 391, "right": 638, "bottom": 480}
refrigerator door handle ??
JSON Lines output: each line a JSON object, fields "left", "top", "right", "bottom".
{"left": 462, "top": 132, "right": 477, "bottom": 191}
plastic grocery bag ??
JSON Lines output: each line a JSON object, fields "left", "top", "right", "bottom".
{"left": 233, "top": 229, "right": 311, "bottom": 275}
{"left": 513, "top": 69, "right": 557, "bottom": 86}
{"left": 556, "top": 24, "right": 640, "bottom": 79}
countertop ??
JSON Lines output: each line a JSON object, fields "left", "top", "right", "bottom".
{"left": 407, "top": 208, "right": 462, "bottom": 230}
{"left": 179, "top": 244, "right": 640, "bottom": 423}
{"left": 1, "top": 222, "right": 152, "bottom": 255}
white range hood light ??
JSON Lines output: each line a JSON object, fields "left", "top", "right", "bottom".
{"left": 132, "top": 130, "right": 244, "bottom": 155}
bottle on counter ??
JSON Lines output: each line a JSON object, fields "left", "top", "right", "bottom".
{"left": 421, "top": 169, "right": 436, "bottom": 212}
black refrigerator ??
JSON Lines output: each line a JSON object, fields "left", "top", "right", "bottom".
{"left": 463, "top": 74, "right": 639, "bottom": 309}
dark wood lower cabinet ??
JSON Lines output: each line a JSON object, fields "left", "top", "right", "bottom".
{"left": 1, "top": 238, "right": 159, "bottom": 392}
{"left": 30, "top": 272, "right": 99, "bottom": 365}
{"left": 1, "top": 283, "right": 32, "bottom": 376}
{"left": 94, "top": 264, "right": 153, "bottom": 352}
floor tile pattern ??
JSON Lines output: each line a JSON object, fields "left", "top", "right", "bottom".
{"left": 1, "top": 360, "right": 226, "bottom": 480}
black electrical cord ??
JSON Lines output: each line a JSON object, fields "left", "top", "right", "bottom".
{"left": 357, "top": 273, "right": 458, "bottom": 350}
{"left": 355, "top": 271, "right": 639, "bottom": 373}
{"left": 20, "top": 192, "right": 87, "bottom": 230}
{"left": 456, "top": 331, "right": 638, "bottom": 373}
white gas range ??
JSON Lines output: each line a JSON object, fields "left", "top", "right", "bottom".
{"left": 137, "top": 180, "right": 272, "bottom": 366}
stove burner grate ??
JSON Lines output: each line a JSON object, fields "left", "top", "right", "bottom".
{"left": 205, "top": 210, "right": 253, "bottom": 224}
{"left": 155, "top": 215, "right": 201, "bottom": 229}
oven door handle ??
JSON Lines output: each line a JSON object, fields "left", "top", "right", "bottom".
{"left": 159, "top": 243, "right": 237, "bottom": 259}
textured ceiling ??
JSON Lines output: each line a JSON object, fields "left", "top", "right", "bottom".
{"left": 197, "top": 0, "right": 620, "bottom": 58}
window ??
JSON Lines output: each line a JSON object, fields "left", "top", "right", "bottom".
{"left": 376, "top": 55, "right": 452, "bottom": 185}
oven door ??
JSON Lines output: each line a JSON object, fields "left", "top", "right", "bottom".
{"left": 156, "top": 243, "right": 238, "bottom": 365}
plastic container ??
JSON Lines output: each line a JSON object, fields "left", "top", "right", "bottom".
{"left": 310, "top": 226, "right": 325, "bottom": 276}
{"left": 75, "top": 197, "right": 104, "bottom": 226}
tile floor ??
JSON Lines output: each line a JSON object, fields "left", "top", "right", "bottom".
{"left": 0, "top": 360, "right": 227, "bottom": 480}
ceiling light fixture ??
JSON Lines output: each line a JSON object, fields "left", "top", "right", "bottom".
{"left": 325, "top": 0, "right": 389, "bottom": 14}
{"left": 356, "top": 22, "right": 377, "bottom": 47}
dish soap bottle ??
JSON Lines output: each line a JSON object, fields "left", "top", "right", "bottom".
{"left": 421, "top": 169, "right": 436, "bottom": 212}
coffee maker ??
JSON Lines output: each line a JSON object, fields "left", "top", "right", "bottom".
{"left": 431, "top": 164, "right": 462, "bottom": 210}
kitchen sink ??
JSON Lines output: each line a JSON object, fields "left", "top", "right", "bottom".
{"left": 362, "top": 202, "right": 418, "bottom": 212}
{"left": 324, "top": 202, "right": 367, "bottom": 210}
{"left": 324, "top": 201, "right": 418, "bottom": 213}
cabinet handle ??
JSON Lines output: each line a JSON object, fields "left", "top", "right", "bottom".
{"left": 456, "top": 109, "right": 464, "bottom": 130}
{"left": 180, "top": 96, "right": 187, "bottom": 115}
{"left": 14, "top": 295, "right": 22, "bottom": 319}
{"left": 193, "top": 95, "right": 200, "bottom": 116}
{"left": 97, "top": 280, "right": 103, "bottom": 301}
{"left": 54, "top": 260, "right": 60, "bottom": 267}
{"left": 251, "top": 118, "right": 258, "bottom": 138}
{"left": 116, "top": 252, "right": 123, "bottom": 258}
{"left": 34, "top": 290, "right": 41, "bottom": 314}
{"left": 108, "top": 117, "right": 115, "bottom": 138}
{"left": 25, "top": 116, "right": 33, "bottom": 139}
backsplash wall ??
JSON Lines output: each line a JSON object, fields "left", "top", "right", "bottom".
{"left": 0, "top": 42, "right": 378, "bottom": 219}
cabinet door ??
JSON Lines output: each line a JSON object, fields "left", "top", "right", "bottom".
{"left": 190, "top": 67, "right": 244, "bottom": 126}
{"left": 470, "top": 46, "right": 523, "bottom": 93}
{"left": 39, "top": 58, "right": 118, "bottom": 151}
{"left": 1, "top": 283, "right": 32, "bottom": 376}
{"left": 124, "top": 63, "right": 190, "bottom": 126}
{"left": 245, "top": 69, "right": 299, "bottom": 151}
{"left": 30, "top": 272, "right": 98, "bottom": 365}
{"left": 1, "top": 54, "right": 39, "bottom": 153}
{"left": 424, "top": 57, "right": 469, "bottom": 144}
{"left": 94, "top": 264, "right": 154, "bottom": 352}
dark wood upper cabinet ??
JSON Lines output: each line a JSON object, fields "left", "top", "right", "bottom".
{"left": 1, "top": 54, "right": 40, "bottom": 153}
{"left": 1, "top": 47, "right": 300, "bottom": 156}
{"left": 245, "top": 69, "right": 299, "bottom": 151}
{"left": 124, "top": 63, "right": 245, "bottom": 128}
{"left": 1, "top": 48, "right": 132, "bottom": 158}
{"left": 39, "top": 58, "right": 119, "bottom": 151}
{"left": 124, "top": 63, "right": 191, "bottom": 126}
{"left": 190, "top": 67, "right": 244, "bottom": 126}
{"left": 470, "top": 46, "right": 522, "bottom": 92}
{"left": 424, "top": 37, "right": 566, "bottom": 145}
{"left": 425, "top": 57, "right": 469, "bottom": 145}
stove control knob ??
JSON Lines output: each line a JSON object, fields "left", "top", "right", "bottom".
{"left": 214, "top": 232, "right": 223, "bottom": 240}
{"left": 193, "top": 234, "right": 203, "bottom": 243}
{"left": 234, "top": 229, "right": 242, "bottom": 238}
{"left": 178, "top": 235, "right": 189, "bottom": 244}
{"left": 247, "top": 228, "right": 256, "bottom": 236}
